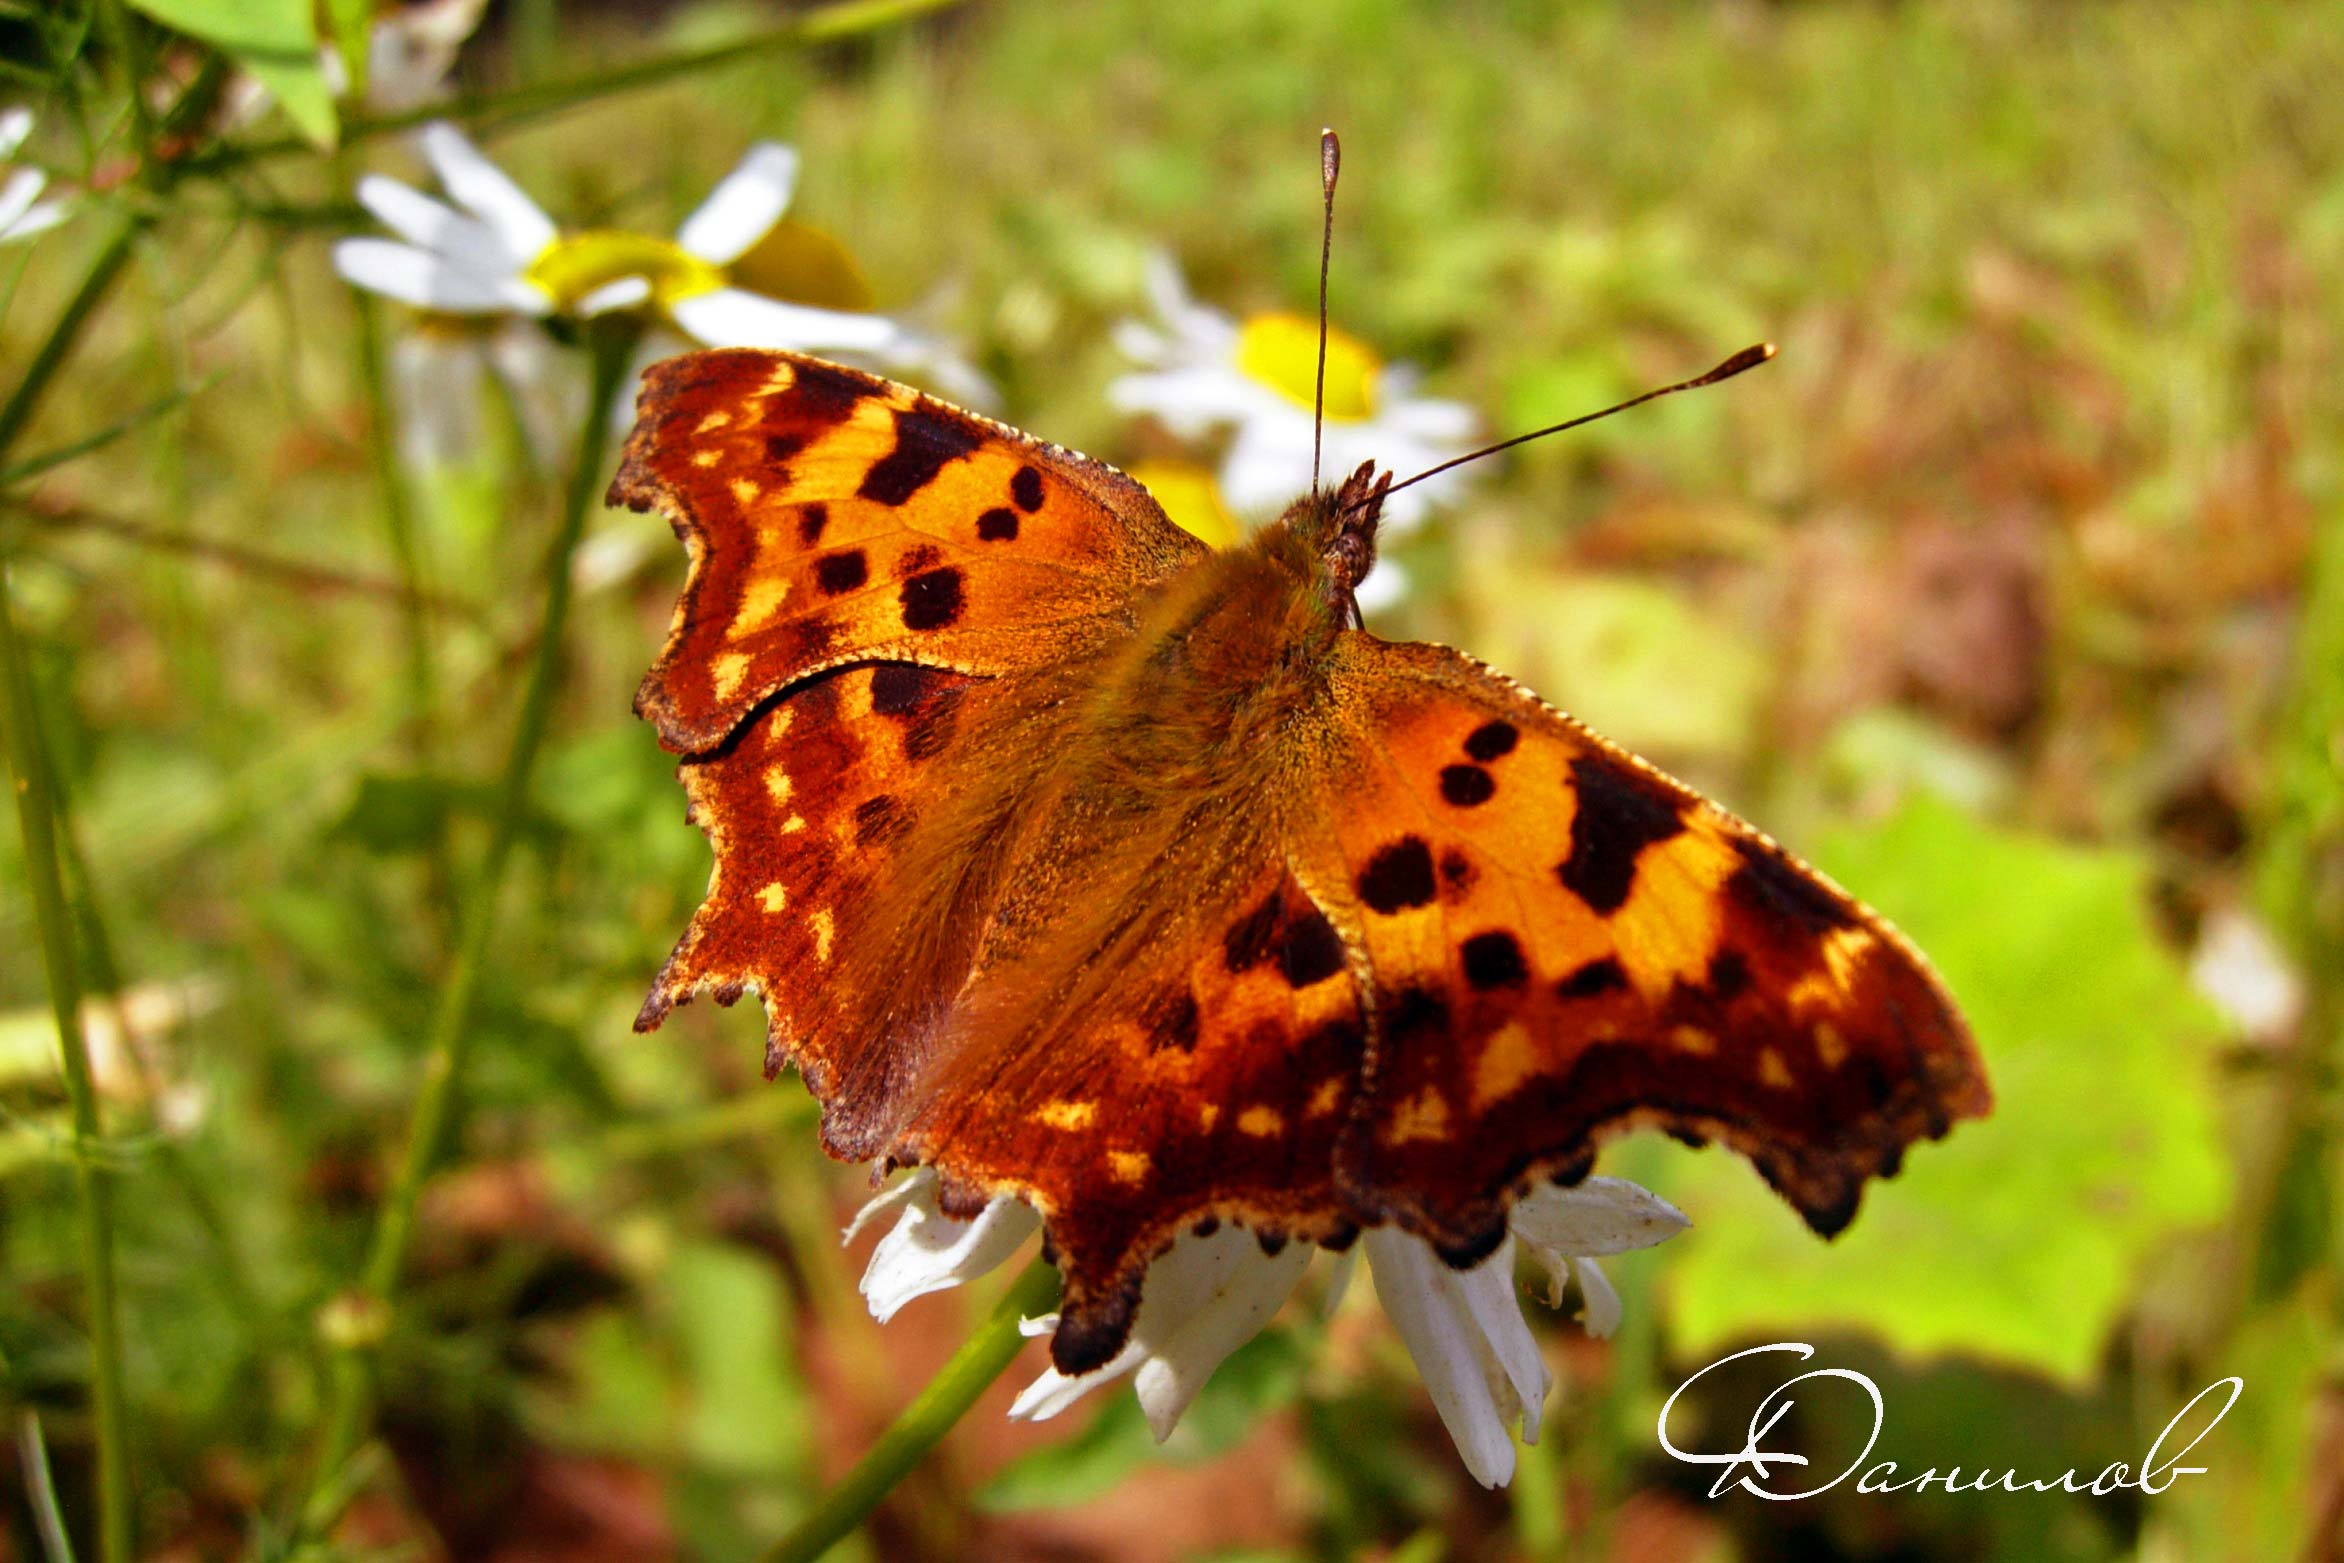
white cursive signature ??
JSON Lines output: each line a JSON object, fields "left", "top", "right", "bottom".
{"left": 1657, "top": 1343, "right": 2242, "bottom": 1501}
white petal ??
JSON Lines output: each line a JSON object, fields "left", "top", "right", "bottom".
{"left": 1380, "top": 391, "right": 1479, "bottom": 442}
{"left": 858, "top": 1183, "right": 1038, "bottom": 1324}
{"left": 334, "top": 237, "right": 513, "bottom": 311}
{"left": 667, "top": 287, "right": 902, "bottom": 353}
{"left": 1572, "top": 1258, "right": 1623, "bottom": 1339}
{"left": 1111, "top": 318, "right": 1171, "bottom": 367}
{"left": 0, "top": 107, "right": 29, "bottom": 160}
{"left": 0, "top": 167, "right": 45, "bottom": 234}
{"left": 1217, "top": 416, "right": 1320, "bottom": 516}
{"left": 1110, "top": 365, "right": 1287, "bottom": 441}
{"left": 675, "top": 142, "right": 798, "bottom": 265}
{"left": 1132, "top": 1238, "right": 1310, "bottom": 1440}
{"left": 1365, "top": 1229, "right": 1525, "bottom": 1488}
{"left": 1008, "top": 1222, "right": 1309, "bottom": 1438}
{"left": 1446, "top": 1236, "right": 1552, "bottom": 1446}
{"left": 0, "top": 198, "right": 67, "bottom": 244}
{"left": 357, "top": 174, "right": 524, "bottom": 279}
{"left": 841, "top": 1166, "right": 933, "bottom": 1245}
{"left": 1508, "top": 1176, "right": 1689, "bottom": 1260}
{"left": 577, "top": 275, "right": 652, "bottom": 316}
{"left": 418, "top": 121, "right": 555, "bottom": 258}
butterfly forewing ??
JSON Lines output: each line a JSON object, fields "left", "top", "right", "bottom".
{"left": 1307, "top": 636, "right": 1989, "bottom": 1260}
{"left": 614, "top": 349, "right": 1207, "bottom": 753}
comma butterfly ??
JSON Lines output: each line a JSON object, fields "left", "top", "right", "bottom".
{"left": 616, "top": 144, "right": 1989, "bottom": 1374}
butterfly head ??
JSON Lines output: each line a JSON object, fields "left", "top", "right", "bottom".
{"left": 1281, "top": 458, "right": 1392, "bottom": 613}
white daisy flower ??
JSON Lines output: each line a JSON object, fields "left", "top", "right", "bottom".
{"left": 1110, "top": 253, "right": 1479, "bottom": 536}
{"left": 353, "top": 0, "right": 487, "bottom": 113}
{"left": 0, "top": 108, "right": 70, "bottom": 245}
{"left": 334, "top": 124, "right": 987, "bottom": 397}
{"left": 849, "top": 1170, "right": 1687, "bottom": 1489}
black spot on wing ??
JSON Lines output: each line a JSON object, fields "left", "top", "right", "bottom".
{"left": 1555, "top": 957, "right": 1627, "bottom": 1000}
{"left": 1147, "top": 988, "right": 1201, "bottom": 1053}
{"left": 780, "top": 359, "right": 872, "bottom": 426}
{"left": 869, "top": 663, "right": 935, "bottom": 716}
{"left": 1011, "top": 465, "right": 1046, "bottom": 513}
{"left": 852, "top": 794, "right": 905, "bottom": 846}
{"left": 899, "top": 567, "right": 966, "bottom": 630}
{"left": 857, "top": 408, "right": 985, "bottom": 505}
{"left": 763, "top": 432, "right": 808, "bottom": 468}
{"left": 977, "top": 506, "right": 1020, "bottom": 541}
{"left": 1358, "top": 836, "right": 1436, "bottom": 914}
{"left": 1383, "top": 986, "right": 1450, "bottom": 1042}
{"left": 1278, "top": 904, "right": 1346, "bottom": 987}
{"left": 797, "top": 502, "right": 829, "bottom": 545}
{"left": 1463, "top": 720, "right": 1518, "bottom": 761}
{"left": 1556, "top": 753, "right": 1687, "bottom": 915}
{"left": 1439, "top": 764, "right": 1495, "bottom": 806}
{"left": 815, "top": 550, "right": 867, "bottom": 595}
{"left": 1726, "top": 836, "right": 1858, "bottom": 937}
{"left": 1223, "top": 892, "right": 1280, "bottom": 973}
{"left": 1460, "top": 930, "right": 1528, "bottom": 990}
{"left": 1708, "top": 947, "right": 1753, "bottom": 1001}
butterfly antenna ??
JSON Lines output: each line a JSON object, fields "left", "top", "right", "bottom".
{"left": 1311, "top": 127, "right": 1340, "bottom": 496}
{"left": 1373, "top": 341, "right": 1779, "bottom": 503}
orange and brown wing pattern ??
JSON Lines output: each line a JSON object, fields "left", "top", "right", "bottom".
{"left": 893, "top": 854, "right": 1371, "bottom": 1371}
{"left": 1306, "top": 636, "right": 1989, "bottom": 1264}
{"left": 633, "top": 658, "right": 986, "bottom": 1112}
{"left": 612, "top": 349, "right": 1208, "bottom": 754}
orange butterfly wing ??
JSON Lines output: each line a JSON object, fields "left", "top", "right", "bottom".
{"left": 615, "top": 349, "right": 1207, "bottom": 753}
{"left": 1296, "top": 635, "right": 1989, "bottom": 1262}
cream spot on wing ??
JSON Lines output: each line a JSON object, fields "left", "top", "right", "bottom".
{"left": 782, "top": 814, "right": 806, "bottom": 834}
{"left": 733, "top": 574, "right": 792, "bottom": 637}
{"left": 1107, "top": 1149, "right": 1151, "bottom": 1184}
{"left": 729, "top": 476, "right": 761, "bottom": 508}
{"left": 1306, "top": 1077, "right": 1345, "bottom": 1119}
{"left": 710, "top": 650, "right": 752, "bottom": 703}
{"left": 1821, "top": 925, "right": 1874, "bottom": 987}
{"left": 764, "top": 768, "right": 793, "bottom": 804}
{"left": 693, "top": 449, "right": 721, "bottom": 468}
{"left": 1758, "top": 1047, "right": 1793, "bottom": 1090}
{"left": 1384, "top": 1087, "right": 1449, "bottom": 1145}
{"left": 694, "top": 410, "right": 734, "bottom": 434}
{"left": 1198, "top": 1103, "right": 1221, "bottom": 1133}
{"left": 1472, "top": 1021, "right": 1538, "bottom": 1110}
{"left": 1610, "top": 828, "right": 1742, "bottom": 998}
{"left": 808, "top": 906, "right": 834, "bottom": 963}
{"left": 1237, "top": 1105, "right": 1284, "bottom": 1136}
{"left": 1814, "top": 1021, "right": 1848, "bottom": 1068}
{"left": 1670, "top": 1024, "right": 1716, "bottom": 1056}
{"left": 756, "top": 882, "right": 787, "bottom": 913}
{"left": 1037, "top": 1099, "right": 1095, "bottom": 1131}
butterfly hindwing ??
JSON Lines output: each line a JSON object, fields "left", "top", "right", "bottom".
{"left": 613, "top": 349, "right": 1208, "bottom": 754}
{"left": 1305, "top": 636, "right": 1990, "bottom": 1262}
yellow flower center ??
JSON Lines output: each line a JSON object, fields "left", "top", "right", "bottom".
{"left": 1234, "top": 311, "right": 1380, "bottom": 421}
{"left": 522, "top": 230, "right": 723, "bottom": 314}
{"left": 1128, "top": 459, "right": 1241, "bottom": 549}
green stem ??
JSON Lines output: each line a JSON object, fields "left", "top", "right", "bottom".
{"left": 0, "top": 580, "right": 129, "bottom": 1563}
{"left": 0, "top": 218, "right": 143, "bottom": 471}
{"left": 295, "top": 320, "right": 639, "bottom": 1534}
{"left": 0, "top": 212, "right": 156, "bottom": 1563}
{"left": 759, "top": 1261, "right": 1061, "bottom": 1563}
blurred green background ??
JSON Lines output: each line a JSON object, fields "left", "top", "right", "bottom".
{"left": 2, "top": 1, "right": 2340, "bottom": 1559}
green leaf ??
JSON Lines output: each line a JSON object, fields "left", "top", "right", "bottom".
{"left": 1663, "top": 793, "right": 2232, "bottom": 1381}
{"left": 127, "top": 0, "right": 337, "bottom": 147}
{"left": 667, "top": 1240, "right": 808, "bottom": 1475}
{"left": 321, "top": 0, "right": 373, "bottom": 101}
